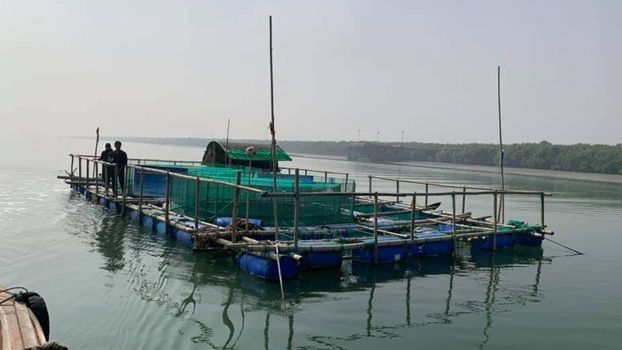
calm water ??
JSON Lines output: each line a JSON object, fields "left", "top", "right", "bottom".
{"left": 1, "top": 137, "right": 621, "bottom": 350}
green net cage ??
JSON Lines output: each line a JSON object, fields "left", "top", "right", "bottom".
{"left": 163, "top": 165, "right": 356, "bottom": 227}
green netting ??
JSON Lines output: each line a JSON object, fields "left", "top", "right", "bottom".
{"left": 167, "top": 165, "right": 355, "bottom": 227}
{"left": 226, "top": 147, "right": 292, "bottom": 162}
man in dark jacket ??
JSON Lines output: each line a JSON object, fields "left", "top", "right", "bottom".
{"left": 99, "top": 143, "right": 114, "bottom": 186}
{"left": 111, "top": 141, "right": 128, "bottom": 196}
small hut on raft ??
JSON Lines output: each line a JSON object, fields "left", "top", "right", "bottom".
{"left": 201, "top": 141, "right": 292, "bottom": 170}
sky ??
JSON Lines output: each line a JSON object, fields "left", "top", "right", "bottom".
{"left": 0, "top": 0, "right": 620, "bottom": 145}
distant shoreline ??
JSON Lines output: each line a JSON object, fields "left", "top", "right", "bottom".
{"left": 89, "top": 136, "right": 622, "bottom": 184}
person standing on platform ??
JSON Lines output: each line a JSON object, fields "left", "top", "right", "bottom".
{"left": 111, "top": 141, "right": 128, "bottom": 196}
{"left": 99, "top": 143, "right": 114, "bottom": 187}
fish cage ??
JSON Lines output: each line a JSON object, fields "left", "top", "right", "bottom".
{"left": 60, "top": 154, "right": 556, "bottom": 282}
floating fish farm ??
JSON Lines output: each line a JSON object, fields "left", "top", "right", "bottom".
{"left": 60, "top": 150, "right": 554, "bottom": 282}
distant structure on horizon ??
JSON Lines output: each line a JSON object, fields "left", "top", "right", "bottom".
{"left": 346, "top": 142, "right": 438, "bottom": 162}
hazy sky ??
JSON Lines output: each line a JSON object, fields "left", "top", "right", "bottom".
{"left": 0, "top": 0, "right": 619, "bottom": 144}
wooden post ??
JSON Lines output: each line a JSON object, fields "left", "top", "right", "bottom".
{"left": 425, "top": 183, "right": 429, "bottom": 207}
{"left": 344, "top": 173, "right": 349, "bottom": 192}
{"left": 95, "top": 162, "right": 99, "bottom": 197}
{"left": 104, "top": 164, "right": 109, "bottom": 197}
{"left": 138, "top": 167, "right": 145, "bottom": 221}
{"left": 452, "top": 192, "right": 457, "bottom": 254}
{"left": 114, "top": 164, "right": 119, "bottom": 197}
{"left": 165, "top": 171, "right": 171, "bottom": 236}
{"left": 410, "top": 192, "right": 416, "bottom": 242}
{"left": 540, "top": 192, "right": 545, "bottom": 230}
{"left": 396, "top": 180, "right": 400, "bottom": 203}
{"left": 70, "top": 155, "right": 75, "bottom": 181}
{"left": 493, "top": 191, "right": 498, "bottom": 251}
{"left": 294, "top": 169, "right": 300, "bottom": 251}
{"left": 195, "top": 177, "right": 201, "bottom": 229}
{"left": 78, "top": 158, "right": 82, "bottom": 184}
{"left": 369, "top": 176, "right": 373, "bottom": 193}
{"left": 85, "top": 159, "right": 90, "bottom": 193}
{"left": 373, "top": 193, "right": 379, "bottom": 265}
{"left": 461, "top": 186, "right": 466, "bottom": 213}
{"left": 497, "top": 66, "right": 506, "bottom": 224}
{"left": 204, "top": 182, "right": 210, "bottom": 222}
{"left": 121, "top": 167, "right": 129, "bottom": 215}
{"left": 231, "top": 172, "right": 242, "bottom": 243}
{"left": 324, "top": 171, "right": 328, "bottom": 183}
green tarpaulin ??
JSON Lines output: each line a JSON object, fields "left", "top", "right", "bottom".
{"left": 226, "top": 147, "right": 292, "bottom": 162}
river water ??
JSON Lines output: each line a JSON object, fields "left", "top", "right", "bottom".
{"left": 1, "top": 137, "right": 620, "bottom": 349}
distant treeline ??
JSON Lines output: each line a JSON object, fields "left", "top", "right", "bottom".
{"left": 104, "top": 137, "right": 622, "bottom": 175}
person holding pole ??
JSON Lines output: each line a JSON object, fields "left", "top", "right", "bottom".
{"left": 111, "top": 141, "right": 128, "bottom": 196}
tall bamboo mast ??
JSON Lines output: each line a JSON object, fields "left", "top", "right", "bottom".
{"left": 269, "top": 16, "right": 279, "bottom": 240}
{"left": 497, "top": 66, "right": 505, "bottom": 223}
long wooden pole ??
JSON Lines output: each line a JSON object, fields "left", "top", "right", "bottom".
{"left": 95, "top": 162, "right": 99, "bottom": 197}
{"left": 540, "top": 192, "right": 545, "bottom": 230}
{"left": 493, "top": 191, "right": 498, "bottom": 251}
{"left": 269, "top": 15, "right": 279, "bottom": 241}
{"left": 497, "top": 66, "right": 505, "bottom": 223}
{"left": 104, "top": 165, "right": 109, "bottom": 197}
{"left": 138, "top": 168, "right": 145, "bottom": 221}
{"left": 373, "top": 193, "right": 379, "bottom": 264}
{"left": 165, "top": 171, "right": 171, "bottom": 236}
{"left": 246, "top": 158, "right": 252, "bottom": 232}
{"left": 410, "top": 192, "right": 416, "bottom": 242}
{"left": 93, "top": 127, "right": 99, "bottom": 180}
{"left": 425, "top": 183, "right": 429, "bottom": 207}
{"left": 231, "top": 171, "right": 242, "bottom": 243}
{"left": 294, "top": 169, "right": 300, "bottom": 251}
{"left": 121, "top": 167, "right": 129, "bottom": 215}
{"left": 452, "top": 192, "right": 457, "bottom": 254}
{"left": 195, "top": 176, "right": 201, "bottom": 229}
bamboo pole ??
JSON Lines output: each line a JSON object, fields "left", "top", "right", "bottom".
{"left": 294, "top": 169, "right": 300, "bottom": 251}
{"left": 78, "top": 158, "right": 82, "bottom": 186}
{"left": 396, "top": 180, "right": 400, "bottom": 203}
{"left": 540, "top": 192, "right": 545, "bottom": 230}
{"left": 269, "top": 15, "right": 279, "bottom": 243}
{"left": 70, "top": 155, "right": 75, "bottom": 182}
{"left": 493, "top": 191, "right": 498, "bottom": 251}
{"left": 452, "top": 192, "right": 457, "bottom": 253}
{"left": 93, "top": 127, "right": 99, "bottom": 184}
{"left": 138, "top": 167, "right": 145, "bottom": 222}
{"left": 231, "top": 171, "right": 242, "bottom": 243}
{"left": 104, "top": 165, "right": 109, "bottom": 197}
{"left": 85, "top": 159, "right": 90, "bottom": 194}
{"left": 121, "top": 167, "right": 129, "bottom": 215}
{"left": 425, "top": 183, "right": 429, "bottom": 206}
{"left": 165, "top": 171, "right": 171, "bottom": 236}
{"left": 324, "top": 171, "right": 328, "bottom": 183}
{"left": 462, "top": 186, "right": 466, "bottom": 214}
{"left": 95, "top": 162, "right": 99, "bottom": 197}
{"left": 373, "top": 193, "right": 379, "bottom": 264}
{"left": 497, "top": 66, "right": 506, "bottom": 223}
{"left": 368, "top": 176, "right": 372, "bottom": 193}
{"left": 246, "top": 157, "right": 253, "bottom": 231}
{"left": 114, "top": 164, "right": 119, "bottom": 197}
{"left": 369, "top": 175, "right": 551, "bottom": 195}
{"left": 410, "top": 192, "right": 416, "bottom": 242}
{"left": 344, "top": 173, "right": 349, "bottom": 192}
{"left": 195, "top": 176, "right": 201, "bottom": 229}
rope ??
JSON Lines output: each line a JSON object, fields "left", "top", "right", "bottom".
{"left": 545, "top": 237, "right": 584, "bottom": 255}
